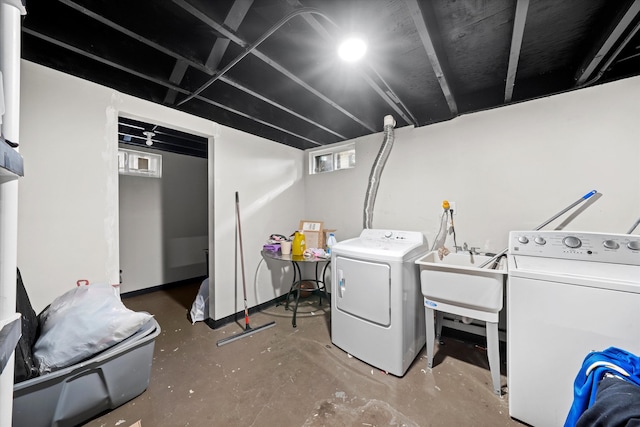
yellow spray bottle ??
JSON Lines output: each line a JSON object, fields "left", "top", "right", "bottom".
{"left": 292, "top": 230, "right": 306, "bottom": 256}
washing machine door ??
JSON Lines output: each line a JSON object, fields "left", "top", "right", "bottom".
{"left": 335, "top": 256, "right": 391, "bottom": 326}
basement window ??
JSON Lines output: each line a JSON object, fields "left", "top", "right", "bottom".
{"left": 309, "top": 143, "right": 355, "bottom": 174}
{"left": 118, "top": 148, "right": 162, "bottom": 178}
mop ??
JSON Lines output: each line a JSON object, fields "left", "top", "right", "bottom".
{"left": 216, "top": 192, "right": 275, "bottom": 347}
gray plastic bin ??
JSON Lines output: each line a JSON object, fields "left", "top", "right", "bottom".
{"left": 13, "top": 317, "right": 160, "bottom": 427}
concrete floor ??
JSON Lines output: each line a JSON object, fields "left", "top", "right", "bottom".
{"left": 83, "top": 281, "right": 525, "bottom": 427}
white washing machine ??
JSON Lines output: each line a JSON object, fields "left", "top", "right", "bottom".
{"left": 331, "top": 229, "right": 428, "bottom": 377}
{"left": 507, "top": 230, "right": 640, "bottom": 427}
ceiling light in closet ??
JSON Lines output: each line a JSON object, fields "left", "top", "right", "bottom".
{"left": 143, "top": 131, "right": 155, "bottom": 146}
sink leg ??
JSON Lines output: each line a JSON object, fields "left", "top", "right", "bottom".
{"left": 486, "top": 321, "right": 501, "bottom": 396}
{"left": 435, "top": 311, "right": 444, "bottom": 342}
{"left": 425, "top": 307, "right": 435, "bottom": 369}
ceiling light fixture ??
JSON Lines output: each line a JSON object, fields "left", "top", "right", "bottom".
{"left": 143, "top": 130, "right": 155, "bottom": 146}
{"left": 338, "top": 36, "right": 367, "bottom": 62}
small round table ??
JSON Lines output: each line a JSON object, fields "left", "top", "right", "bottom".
{"left": 261, "top": 251, "right": 330, "bottom": 327}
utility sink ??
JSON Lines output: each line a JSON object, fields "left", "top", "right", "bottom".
{"left": 415, "top": 251, "right": 507, "bottom": 317}
{"left": 416, "top": 250, "right": 508, "bottom": 396}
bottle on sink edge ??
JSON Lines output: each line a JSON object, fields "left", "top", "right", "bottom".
{"left": 292, "top": 230, "right": 306, "bottom": 256}
{"left": 326, "top": 233, "right": 337, "bottom": 256}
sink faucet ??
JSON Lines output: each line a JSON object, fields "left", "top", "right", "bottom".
{"left": 454, "top": 243, "right": 468, "bottom": 253}
{"left": 455, "top": 243, "right": 481, "bottom": 255}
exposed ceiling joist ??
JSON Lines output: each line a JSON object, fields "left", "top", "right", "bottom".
{"left": 172, "top": 0, "right": 378, "bottom": 132}
{"left": 164, "top": 0, "right": 254, "bottom": 104}
{"left": 289, "top": 0, "right": 417, "bottom": 126}
{"left": 504, "top": 0, "right": 530, "bottom": 102}
{"left": 220, "top": 75, "right": 347, "bottom": 139}
{"left": 22, "top": 27, "right": 190, "bottom": 95}
{"left": 404, "top": 0, "right": 458, "bottom": 116}
{"left": 20, "top": 1, "right": 640, "bottom": 151}
{"left": 118, "top": 117, "right": 208, "bottom": 158}
{"left": 578, "top": 18, "right": 640, "bottom": 88}
{"left": 575, "top": 0, "right": 640, "bottom": 85}
{"left": 53, "top": 0, "right": 338, "bottom": 145}
{"left": 195, "top": 95, "right": 323, "bottom": 147}
{"left": 617, "top": 50, "right": 640, "bottom": 63}
{"left": 58, "top": 0, "right": 204, "bottom": 70}
{"left": 24, "top": 25, "right": 325, "bottom": 147}
{"left": 165, "top": 62, "right": 189, "bottom": 102}
{"left": 204, "top": 1, "right": 251, "bottom": 69}
{"left": 357, "top": 71, "right": 416, "bottom": 125}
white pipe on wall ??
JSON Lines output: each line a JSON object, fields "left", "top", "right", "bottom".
{"left": 0, "top": 1, "right": 24, "bottom": 424}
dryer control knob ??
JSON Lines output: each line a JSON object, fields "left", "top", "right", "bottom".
{"left": 534, "top": 237, "right": 546, "bottom": 245}
{"left": 628, "top": 241, "right": 640, "bottom": 251}
{"left": 518, "top": 236, "right": 529, "bottom": 244}
{"left": 603, "top": 240, "right": 619, "bottom": 250}
{"left": 384, "top": 231, "right": 393, "bottom": 238}
{"left": 563, "top": 236, "right": 582, "bottom": 249}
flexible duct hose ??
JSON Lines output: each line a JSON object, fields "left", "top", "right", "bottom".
{"left": 363, "top": 115, "right": 396, "bottom": 229}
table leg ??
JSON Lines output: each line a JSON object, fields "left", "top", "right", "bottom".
{"left": 292, "top": 278, "right": 302, "bottom": 328}
{"left": 286, "top": 260, "right": 330, "bottom": 328}
{"left": 285, "top": 261, "right": 302, "bottom": 311}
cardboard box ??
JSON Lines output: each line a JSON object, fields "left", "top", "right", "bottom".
{"left": 299, "top": 220, "right": 323, "bottom": 249}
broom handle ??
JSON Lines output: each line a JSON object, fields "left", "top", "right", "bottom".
{"left": 235, "top": 192, "right": 251, "bottom": 328}
{"left": 478, "top": 190, "right": 598, "bottom": 269}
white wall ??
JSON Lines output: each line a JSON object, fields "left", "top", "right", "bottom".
{"left": 19, "top": 59, "right": 640, "bottom": 318}
{"left": 305, "top": 76, "right": 640, "bottom": 252}
{"left": 119, "top": 146, "right": 208, "bottom": 293}
{"left": 19, "top": 62, "right": 120, "bottom": 312}
{"left": 18, "top": 61, "right": 216, "bottom": 312}
{"left": 212, "top": 125, "right": 305, "bottom": 320}
{"left": 19, "top": 61, "right": 305, "bottom": 317}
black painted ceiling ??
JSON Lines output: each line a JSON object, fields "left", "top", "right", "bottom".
{"left": 21, "top": 0, "right": 640, "bottom": 153}
{"left": 118, "top": 117, "right": 208, "bottom": 158}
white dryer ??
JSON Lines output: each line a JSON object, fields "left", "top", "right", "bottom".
{"left": 331, "top": 229, "right": 428, "bottom": 377}
{"left": 507, "top": 230, "right": 640, "bottom": 427}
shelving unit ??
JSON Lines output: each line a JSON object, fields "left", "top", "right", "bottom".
{"left": 0, "top": 138, "right": 22, "bottom": 373}
{"left": 1, "top": 0, "right": 27, "bottom": 424}
{"left": 0, "top": 137, "right": 23, "bottom": 183}
{"left": 0, "top": 313, "right": 20, "bottom": 374}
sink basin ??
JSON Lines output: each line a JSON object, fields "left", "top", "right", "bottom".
{"left": 415, "top": 251, "right": 507, "bottom": 316}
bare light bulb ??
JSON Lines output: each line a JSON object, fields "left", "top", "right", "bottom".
{"left": 338, "top": 37, "right": 367, "bottom": 62}
{"left": 143, "top": 131, "right": 155, "bottom": 146}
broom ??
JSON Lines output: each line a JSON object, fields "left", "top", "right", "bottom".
{"left": 217, "top": 192, "right": 275, "bottom": 346}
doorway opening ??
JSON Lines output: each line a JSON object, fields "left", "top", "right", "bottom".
{"left": 118, "top": 116, "right": 209, "bottom": 294}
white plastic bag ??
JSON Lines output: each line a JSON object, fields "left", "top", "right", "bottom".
{"left": 189, "top": 278, "right": 209, "bottom": 324}
{"left": 33, "top": 282, "right": 153, "bottom": 374}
